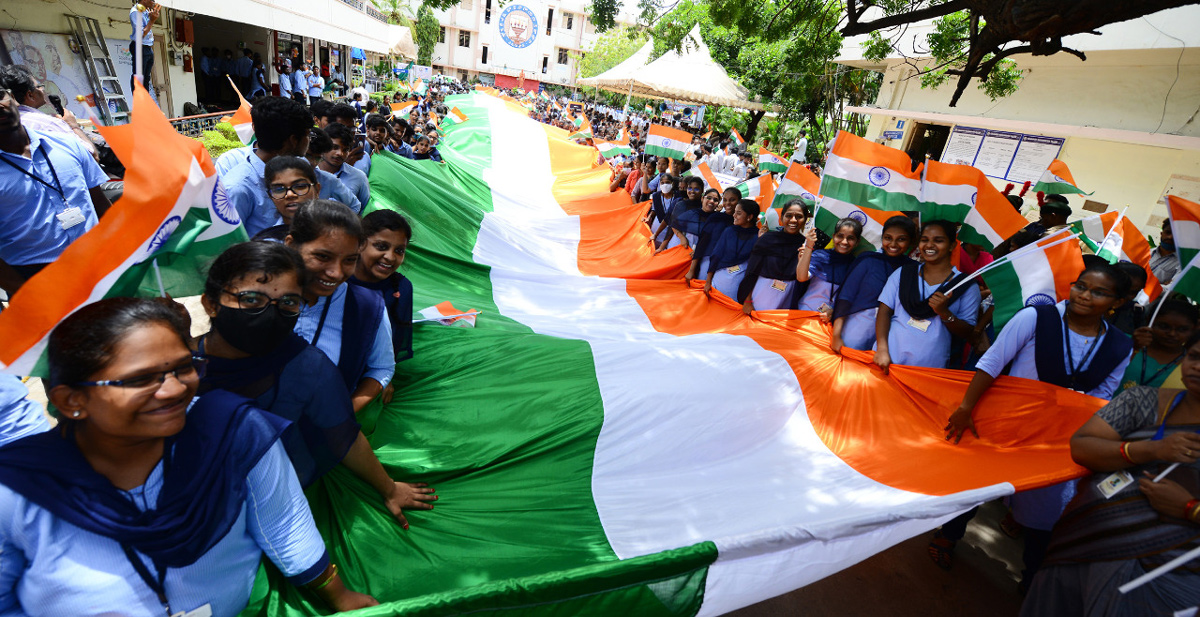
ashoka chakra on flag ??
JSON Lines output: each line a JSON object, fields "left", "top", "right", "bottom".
{"left": 869, "top": 166, "right": 891, "bottom": 187}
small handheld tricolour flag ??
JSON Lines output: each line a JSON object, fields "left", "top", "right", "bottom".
{"left": 730, "top": 174, "right": 778, "bottom": 212}
{"left": 569, "top": 116, "right": 593, "bottom": 140}
{"left": 1033, "top": 159, "right": 1091, "bottom": 196}
{"left": 730, "top": 127, "right": 745, "bottom": 147}
{"left": 757, "top": 147, "right": 788, "bottom": 174}
{"left": 818, "top": 130, "right": 923, "bottom": 213}
{"left": 682, "top": 161, "right": 724, "bottom": 191}
{"left": 1070, "top": 209, "right": 1163, "bottom": 303}
{"left": 922, "top": 159, "right": 1030, "bottom": 251}
{"left": 1167, "top": 195, "right": 1200, "bottom": 268}
{"left": 0, "top": 82, "right": 248, "bottom": 376}
{"left": 979, "top": 230, "right": 1085, "bottom": 331}
{"left": 645, "top": 124, "right": 692, "bottom": 160}
{"left": 417, "top": 301, "right": 481, "bottom": 327}
{"left": 444, "top": 107, "right": 469, "bottom": 127}
{"left": 221, "top": 75, "right": 255, "bottom": 145}
{"left": 391, "top": 101, "right": 416, "bottom": 119}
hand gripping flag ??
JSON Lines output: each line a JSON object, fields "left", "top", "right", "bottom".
{"left": 0, "top": 82, "right": 247, "bottom": 376}
{"left": 1167, "top": 195, "right": 1200, "bottom": 268}
{"left": 1033, "top": 159, "right": 1091, "bottom": 196}
{"left": 757, "top": 147, "right": 788, "bottom": 174}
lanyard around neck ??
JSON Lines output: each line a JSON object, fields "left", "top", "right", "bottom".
{"left": 1062, "top": 309, "right": 1104, "bottom": 389}
{"left": 0, "top": 141, "right": 64, "bottom": 200}
{"left": 1140, "top": 350, "right": 1184, "bottom": 386}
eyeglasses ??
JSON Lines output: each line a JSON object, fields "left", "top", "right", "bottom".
{"left": 222, "top": 289, "right": 304, "bottom": 316}
{"left": 1069, "top": 282, "right": 1117, "bottom": 300}
{"left": 267, "top": 181, "right": 313, "bottom": 199}
{"left": 75, "top": 355, "right": 207, "bottom": 389}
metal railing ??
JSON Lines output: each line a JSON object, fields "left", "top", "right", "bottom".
{"left": 169, "top": 111, "right": 229, "bottom": 138}
{"left": 338, "top": 0, "right": 390, "bottom": 23}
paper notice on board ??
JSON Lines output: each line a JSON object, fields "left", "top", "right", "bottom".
{"left": 941, "top": 126, "right": 987, "bottom": 166}
{"left": 1006, "top": 135, "right": 1065, "bottom": 185}
{"left": 974, "top": 131, "right": 1023, "bottom": 178}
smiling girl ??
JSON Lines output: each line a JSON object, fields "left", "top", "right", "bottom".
{"left": 737, "top": 200, "right": 807, "bottom": 313}
{"left": 830, "top": 216, "right": 916, "bottom": 353}
{"left": 705, "top": 200, "right": 760, "bottom": 300}
{"left": 254, "top": 156, "right": 320, "bottom": 242}
{"left": 349, "top": 210, "right": 415, "bottom": 363}
{"left": 796, "top": 218, "right": 861, "bottom": 321}
{"left": 874, "top": 220, "right": 981, "bottom": 372}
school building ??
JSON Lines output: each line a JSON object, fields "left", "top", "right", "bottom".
{"left": 835, "top": 5, "right": 1200, "bottom": 236}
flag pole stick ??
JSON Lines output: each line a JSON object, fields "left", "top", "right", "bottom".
{"left": 1145, "top": 250, "right": 1198, "bottom": 328}
{"left": 152, "top": 258, "right": 166, "bottom": 298}
{"left": 1118, "top": 543, "right": 1200, "bottom": 594}
{"left": 133, "top": 8, "right": 144, "bottom": 88}
{"left": 414, "top": 311, "right": 481, "bottom": 323}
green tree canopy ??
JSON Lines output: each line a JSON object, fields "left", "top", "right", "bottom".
{"left": 414, "top": 4, "right": 440, "bottom": 66}
{"left": 578, "top": 27, "right": 648, "bottom": 79}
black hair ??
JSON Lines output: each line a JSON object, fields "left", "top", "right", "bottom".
{"left": 327, "top": 103, "right": 357, "bottom": 122}
{"left": 1113, "top": 261, "right": 1148, "bottom": 296}
{"left": 307, "top": 127, "right": 333, "bottom": 156}
{"left": 389, "top": 117, "right": 412, "bottom": 139}
{"left": 722, "top": 186, "right": 742, "bottom": 199}
{"left": 1185, "top": 329, "right": 1200, "bottom": 351}
{"left": 685, "top": 176, "right": 705, "bottom": 189}
{"left": 309, "top": 99, "right": 333, "bottom": 122}
{"left": 882, "top": 215, "right": 918, "bottom": 241}
{"left": 48, "top": 298, "right": 190, "bottom": 389}
{"left": 783, "top": 198, "right": 810, "bottom": 220}
{"left": 251, "top": 97, "right": 313, "bottom": 152}
{"left": 737, "top": 199, "right": 760, "bottom": 219}
{"left": 204, "top": 241, "right": 307, "bottom": 307}
{"left": 1157, "top": 299, "right": 1199, "bottom": 324}
{"left": 362, "top": 209, "right": 412, "bottom": 240}
{"left": 703, "top": 187, "right": 720, "bottom": 199}
{"left": 365, "top": 114, "right": 389, "bottom": 130}
{"left": 921, "top": 219, "right": 958, "bottom": 245}
{"left": 1079, "top": 262, "right": 1132, "bottom": 300}
{"left": 833, "top": 217, "right": 864, "bottom": 239}
{"left": 264, "top": 155, "right": 317, "bottom": 186}
{"left": 288, "top": 199, "right": 365, "bottom": 245}
{"left": 1006, "top": 194, "right": 1024, "bottom": 210}
{"left": 414, "top": 134, "right": 430, "bottom": 146}
{"left": 0, "top": 65, "right": 37, "bottom": 104}
{"left": 323, "top": 122, "right": 355, "bottom": 146}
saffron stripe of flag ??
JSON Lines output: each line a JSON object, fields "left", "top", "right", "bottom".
{"left": 818, "top": 130, "right": 924, "bottom": 212}
{"left": 682, "top": 161, "right": 724, "bottom": 191}
{"left": 922, "top": 159, "right": 1029, "bottom": 251}
{"left": 1069, "top": 210, "right": 1163, "bottom": 302}
{"left": 645, "top": 124, "right": 692, "bottom": 160}
{"left": 1033, "top": 159, "right": 1090, "bottom": 196}
{"left": 221, "top": 75, "right": 254, "bottom": 145}
{"left": 772, "top": 162, "right": 821, "bottom": 209}
{"left": 981, "top": 233, "right": 1085, "bottom": 331}
{"left": 757, "top": 147, "right": 788, "bottom": 174}
{"left": 0, "top": 83, "right": 247, "bottom": 375}
{"left": 446, "top": 107, "right": 469, "bottom": 126}
{"left": 1168, "top": 195, "right": 1200, "bottom": 268}
{"left": 730, "top": 126, "right": 745, "bottom": 146}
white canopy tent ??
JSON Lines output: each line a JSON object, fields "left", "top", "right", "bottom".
{"left": 388, "top": 26, "right": 418, "bottom": 60}
{"left": 577, "top": 26, "right": 765, "bottom": 111}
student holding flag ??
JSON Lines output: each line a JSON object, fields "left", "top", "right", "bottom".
{"left": 935, "top": 262, "right": 1133, "bottom": 587}
{"left": 1121, "top": 300, "right": 1197, "bottom": 391}
{"left": 738, "top": 200, "right": 809, "bottom": 313}
{"left": 705, "top": 199, "right": 760, "bottom": 300}
{"left": 830, "top": 215, "right": 917, "bottom": 353}
{"left": 686, "top": 188, "right": 736, "bottom": 284}
{"left": 874, "top": 220, "right": 981, "bottom": 372}
{"left": 795, "top": 218, "right": 862, "bottom": 320}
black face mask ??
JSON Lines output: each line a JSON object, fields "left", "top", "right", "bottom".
{"left": 211, "top": 305, "right": 298, "bottom": 356}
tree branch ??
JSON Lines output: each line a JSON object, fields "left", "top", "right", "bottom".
{"left": 841, "top": 0, "right": 971, "bottom": 37}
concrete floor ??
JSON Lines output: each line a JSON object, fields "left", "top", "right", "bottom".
{"left": 729, "top": 501, "right": 1026, "bottom": 617}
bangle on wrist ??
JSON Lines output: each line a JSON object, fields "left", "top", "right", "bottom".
{"left": 1119, "top": 441, "right": 1136, "bottom": 465}
{"left": 311, "top": 563, "right": 338, "bottom": 590}
{"left": 1187, "top": 499, "right": 1200, "bottom": 522}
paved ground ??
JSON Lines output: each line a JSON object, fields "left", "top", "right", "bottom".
{"left": 729, "top": 501, "right": 1027, "bottom": 617}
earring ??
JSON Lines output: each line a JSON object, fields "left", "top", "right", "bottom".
{"left": 71, "top": 411, "right": 81, "bottom": 418}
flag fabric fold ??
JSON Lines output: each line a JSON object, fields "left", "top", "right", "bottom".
{"left": 220, "top": 76, "right": 255, "bottom": 145}
{"left": 1167, "top": 195, "right": 1200, "bottom": 268}
{"left": 1033, "top": 159, "right": 1090, "bottom": 196}
{"left": 979, "top": 232, "right": 1085, "bottom": 331}
{"left": 1070, "top": 210, "right": 1163, "bottom": 302}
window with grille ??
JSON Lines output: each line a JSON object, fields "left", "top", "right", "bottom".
{"left": 557, "top": 48, "right": 568, "bottom": 64}
{"left": 458, "top": 31, "right": 471, "bottom": 47}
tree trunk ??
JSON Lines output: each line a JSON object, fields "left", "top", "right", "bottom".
{"left": 744, "top": 110, "right": 766, "bottom": 147}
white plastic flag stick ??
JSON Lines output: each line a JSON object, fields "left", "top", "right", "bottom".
{"left": 1146, "top": 251, "right": 1200, "bottom": 328}
{"left": 960, "top": 228, "right": 1076, "bottom": 283}
{"left": 413, "top": 311, "right": 481, "bottom": 323}
{"left": 133, "top": 8, "right": 144, "bottom": 87}
{"left": 1093, "top": 206, "right": 1128, "bottom": 260}
{"left": 152, "top": 258, "right": 166, "bottom": 298}
{"left": 1118, "top": 543, "right": 1200, "bottom": 594}
{"left": 1151, "top": 463, "right": 1179, "bottom": 483}
{"left": 942, "top": 232, "right": 1082, "bottom": 296}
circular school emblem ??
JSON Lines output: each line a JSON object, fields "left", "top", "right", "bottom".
{"left": 868, "top": 166, "right": 890, "bottom": 187}
{"left": 848, "top": 210, "right": 868, "bottom": 225}
{"left": 211, "top": 180, "right": 240, "bottom": 225}
{"left": 148, "top": 216, "right": 182, "bottom": 254}
{"left": 1024, "top": 293, "right": 1055, "bottom": 307}
{"left": 499, "top": 5, "right": 538, "bottom": 49}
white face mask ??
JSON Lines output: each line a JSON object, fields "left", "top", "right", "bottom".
{"left": 660, "top": 184, "right": 674, "bottom": 194}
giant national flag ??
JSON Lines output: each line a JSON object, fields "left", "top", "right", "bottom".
{"left": 1070, "top": 210, "right": 1163, "bottom": 302}
{"left": 0, "top": 83, "right": 247, "bottom": 375}
{"left": 757, "top": 147, "right": 788, "bottom": 174}
{"left": 40, "top": 89, "right": 1097, "bottom": 617}
{"left": 645, "top": 124, "right": 692, "bottom": 160}
{"left": 980, "top": 231, "right": 1085, "bottom": 331}
{"left": 1167, "top": 195, "right": 1200, "bottom": 268}
{"left": 1033, "top": 159, "right": 1090, "bottom": 196}
{"left": 921, "top": 159, "right": 1030, "bottom": 250}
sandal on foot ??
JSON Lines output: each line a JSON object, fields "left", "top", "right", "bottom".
{"left": 927, "top": 536, "right": 956, "bottom": 570}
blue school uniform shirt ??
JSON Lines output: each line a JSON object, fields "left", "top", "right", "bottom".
{"left": 353, "top": 145, "right": 372, "bottom": 174}
{"left": 0, "top": 376, "right": 49, "bottom": 448}
{"left": 878, "top": 266, "right": 981, "bottom": 369}
{"left": 217, "top": 148, "right": 277, "bottom": 237}
{"left": 315, "top": 169, "right": 361, "bottom": 213}
{"left": 129, "top": 7, "right": 153, "bottom": 45}
{"left": 976, "top": 301, "right": 1129, "bottom": 400}
{"left": 0, "top": 440, "right": 326, "bottom": 617}
{"left": 334, "top": 163, "right": 370, "bottom": 211}
{"left": 0, "top": 128, "right": 106, "bottom": 266}
{"left": 294, "top": 283, "right": 395, "bottom": 388}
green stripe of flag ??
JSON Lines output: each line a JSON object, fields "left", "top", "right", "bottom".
{"left": 238, "top": 94, "right": 715, "bottom": 617}
{"left": 820, "top": 176, "right": 972, "bottom": 222}
{"left": 645, "top": 144, "right": 686, "bottom": 160}
{"left": 979, "top": 260, "right": 1025, "bottom": 331}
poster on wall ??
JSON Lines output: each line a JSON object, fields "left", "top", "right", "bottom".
{"left": 941, "top": 125, "right": 1064, "bottom": 184}
{"left": 1, "top": 29, "right": 97, "bottom": 120}
{"left": 491, "top": 0, "right": 545, "bottom": 76}
{"left": 941, "top": 126, "right": 986, "bottom": 166}
{"left": 1006, "top": 135, "right": 1065, "bottom": 184}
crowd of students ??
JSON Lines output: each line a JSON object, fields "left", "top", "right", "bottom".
{"left": 0, "top": 62, "right": 1198, "bottom": 615}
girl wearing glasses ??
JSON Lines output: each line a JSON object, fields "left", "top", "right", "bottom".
{"left": 737, "top": 200, "right": 809, "bottom": 313}
{"left": 1120, "top": 300, "right": 1198, "bottom": 391}
{"left": 931, "top": 262, "right": 1133, "bottom": 587}
{"left": 0, "top": 297, "right": 377, "bottom": 615}
{"left": 198, "top": 241, "right": 434, "bottom": 530}
{"left": 253, "top": 156, "right": 320, "bottom": 243}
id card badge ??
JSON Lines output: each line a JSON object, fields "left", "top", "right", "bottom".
{"left": 56, "top": 207, "right": 86, "bottom": 230}
{"left": 907, "top": 317, "right": 931, "bottom": 332}
{"left": 1097, "top": 470, "right": 1134, "bottom": 499}
{"left": 817, "top": 303, "right": 832, "bottom": 313}
{"left": 725, "top": 264, "right": 741, "bottom": 274}
{"left": 770, "top": 279, "right": 788, "bottom": 292}
{"left": 171, "top": 605, "right": 212, "bottom": 617}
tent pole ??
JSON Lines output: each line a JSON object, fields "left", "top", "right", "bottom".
{"left": 625, "top": 79, "right": 633, "bottom": 117}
